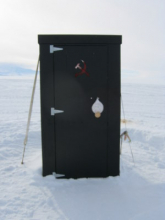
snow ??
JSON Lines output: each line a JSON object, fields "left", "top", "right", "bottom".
{"left": 0, "top": 77, "right": 165, "bottom": 220}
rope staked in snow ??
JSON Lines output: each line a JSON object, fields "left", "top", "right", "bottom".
{"left": 21, "top": 56, "right": 40, "bottom": 164}
{"left": 121, "top": 95, "right": 135, "bottom": 165}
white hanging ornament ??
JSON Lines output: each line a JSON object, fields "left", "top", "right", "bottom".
{"left": 91, "top": 97, "right": 104, "bottom": 118}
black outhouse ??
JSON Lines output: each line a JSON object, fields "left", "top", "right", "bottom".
{"left": 38, "top": 35, "right": 122, "bottom": 178}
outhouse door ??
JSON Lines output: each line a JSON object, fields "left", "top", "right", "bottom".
{"left": 53, "top": 45, "right": 108, "bottom": 178}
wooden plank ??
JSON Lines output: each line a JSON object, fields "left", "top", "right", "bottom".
{"left": 40, "top": 44, "right": 55, "bottom": 176}
{"left": 107, "top": 44, "right": 121, "bottom": 176}
{"left": 38, "top": 35, "right": 122, "bottom": 45}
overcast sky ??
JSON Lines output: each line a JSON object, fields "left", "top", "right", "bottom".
{"left": 0, "top": 0, "right": 165, "bottom": 84}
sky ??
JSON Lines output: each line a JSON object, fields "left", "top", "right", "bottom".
{"left": 0, "top": 0, "right": 165, "bottom": 84}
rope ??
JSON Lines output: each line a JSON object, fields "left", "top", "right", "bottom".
{"left": 21, "top": 56, "right": 40, "bottom": 164}
{"left": 121, "top": 95, "right": 135, "bottom": 165}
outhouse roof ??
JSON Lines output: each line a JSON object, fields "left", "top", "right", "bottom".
{"left": 38, "top": 35, "right": 122, "bottom": 45}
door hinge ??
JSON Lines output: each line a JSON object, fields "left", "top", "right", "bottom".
{"left": 53, "top": 172, "right": 65, "bottom": 178}
{"left": 50, "top": 45, "right": 63, "bottom": 53}
{"left": 51, "top": 107, "right": 64, "bottom": 116}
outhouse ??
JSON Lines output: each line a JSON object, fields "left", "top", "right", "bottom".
{"left": 38, "top": 35, "right": 122, "bottom": 178}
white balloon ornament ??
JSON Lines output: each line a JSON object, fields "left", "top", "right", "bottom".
{"left": 91, "top": 97, "right": 104, "bottom": 118}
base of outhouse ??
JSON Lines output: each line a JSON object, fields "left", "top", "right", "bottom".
{"left": 51, "top": 171, "right": 120, "bottom": 179}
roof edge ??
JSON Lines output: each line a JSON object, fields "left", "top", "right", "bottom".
{"left": 38, "top": 35, "right": 122, "bottom": 44}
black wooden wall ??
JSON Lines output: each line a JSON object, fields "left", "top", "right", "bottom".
{"left": 38, "top": 35, "right": 122, "bottom": 178}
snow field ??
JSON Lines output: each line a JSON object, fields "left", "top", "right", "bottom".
{"left": 0, "top": 77, "right": 165, "bottom": 220}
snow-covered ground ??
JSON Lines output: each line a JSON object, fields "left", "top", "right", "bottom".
{"left": 0, "top": 76, "right": 165, "bottom": 220}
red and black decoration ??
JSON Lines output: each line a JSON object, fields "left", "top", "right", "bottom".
{"left": 75, "top": 60, "right": 89, "bottom": 77}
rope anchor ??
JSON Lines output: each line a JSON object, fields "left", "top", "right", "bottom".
{"left": 120, "top": 95, "right": 135, "bottom": 165}
{"left": 120, "top": 130, "right": 131, "bottom": 155}
{"left": 120, "top": 131, "right": 131, "bottom": 142}
{"left": 120, "top": 130, "right": 135, "bottom": 165}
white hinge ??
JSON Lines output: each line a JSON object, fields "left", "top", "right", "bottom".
{"left": 51, "top": 107, "right": 64, "bottom": 116}
{"left": 50, "top": 45, "right": 63, "bottom": 53}
{"left": 53, "top": 172, "right": 65, "bottom": 178}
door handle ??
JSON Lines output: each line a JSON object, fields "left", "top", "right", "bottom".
{"left": 51, "top": 107, "right": 64, "bottom": 116}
